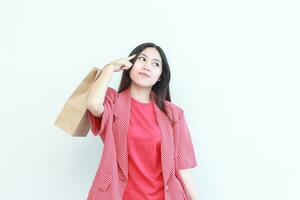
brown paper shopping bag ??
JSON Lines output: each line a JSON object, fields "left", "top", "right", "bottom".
{"left": 54, "top": 67, "right": 101, "bottom": 137}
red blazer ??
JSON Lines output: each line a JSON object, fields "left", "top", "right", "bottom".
{"left": 87, "top": 87, "right": 198, "bottom": 200}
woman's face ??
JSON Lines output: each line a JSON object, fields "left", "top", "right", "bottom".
{"left": 129, "top": 47, "right": 163, "bottom": 88}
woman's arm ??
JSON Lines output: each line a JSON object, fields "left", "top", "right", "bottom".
{"left": 179, "top": 168, "right": 199, "bottom": 200}
{"left": 87, "top": 64, "right": 115, "bottom": 117}
{"left": 87, "top": 54, "right": 135, "bottom": 117}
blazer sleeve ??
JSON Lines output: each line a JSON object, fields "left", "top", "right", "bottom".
{"left": 87, "top": 87, "right": 117, "bottom": 137}
{"left": 174, "top": 109, "right": 198, "bottom": 170}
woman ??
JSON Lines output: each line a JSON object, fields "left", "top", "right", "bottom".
{"left": 86, "top": 42, "right": 198, "bottom": 200}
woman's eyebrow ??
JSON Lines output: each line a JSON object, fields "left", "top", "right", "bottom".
{"left": 140, "top": 53, "right": 161, "bottom": 63}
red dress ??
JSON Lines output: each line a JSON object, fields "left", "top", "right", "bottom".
{"left": 122, "top": 96, "right": 165, "bottom": 200}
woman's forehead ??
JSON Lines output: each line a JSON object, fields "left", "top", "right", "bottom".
{"left": 139, "top": 48, "right": 162, "bottom": 62}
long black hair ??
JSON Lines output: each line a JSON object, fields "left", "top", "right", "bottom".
{"left": 118, "top": 42, "right": 171, "bottom": 115}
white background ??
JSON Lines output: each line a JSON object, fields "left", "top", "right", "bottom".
{"left": 0, "top": 0, "right": 299, "bottom": 199}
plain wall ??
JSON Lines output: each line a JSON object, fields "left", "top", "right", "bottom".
{"left": 0, "top": 0, "right": 299, "bottom": 199}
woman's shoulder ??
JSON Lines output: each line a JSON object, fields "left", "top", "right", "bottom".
{"left": 163, "top": 100, "right": 184, "bottom": 122}
{"left": 106, "top": 87, "right": 117, "bottom": 95}
{"left": 104, "top": 87, "right": 118, "bottom": 102}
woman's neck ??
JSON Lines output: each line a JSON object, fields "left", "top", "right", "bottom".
{"left": 129, "top": 84, "right": 152, "bottom": 103}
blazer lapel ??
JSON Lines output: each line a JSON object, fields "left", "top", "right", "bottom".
{"left": 112, "top": 87, "right": 175, "bottom": 186}
{"left": 152, "top": 98, "right": 175, "bottom": 186}
{"left": 112, "top": 88, "right": 131, "bottom": 182}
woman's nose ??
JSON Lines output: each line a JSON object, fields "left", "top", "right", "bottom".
{"left": 143, "top": 65, "right": 150, "bottom": 71}
{"left": 143, "top": 62, "right": 151, "bottom": 71}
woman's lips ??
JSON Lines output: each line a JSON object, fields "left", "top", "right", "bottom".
{"left": 138, "top": 72, "right": 150, "bottom": 77}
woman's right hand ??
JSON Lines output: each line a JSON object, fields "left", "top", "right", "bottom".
{"left": 104, "top": 54, "right": 137, "bottom": 72}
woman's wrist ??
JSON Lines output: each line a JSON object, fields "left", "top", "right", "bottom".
{"left": 102, "top": 64, "right": 115, "bottom": 72}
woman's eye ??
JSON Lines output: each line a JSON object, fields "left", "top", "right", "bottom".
{"left": 138, "top": 57, "right": 160, "bottom": 67}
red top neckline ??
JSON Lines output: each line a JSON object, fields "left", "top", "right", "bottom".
{"left": 130, "top": 96, "right": 153, "bottom": 105}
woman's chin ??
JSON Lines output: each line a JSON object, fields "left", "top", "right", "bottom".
{"left": 132, "top": 80, "right": 154, "bottom": 88}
